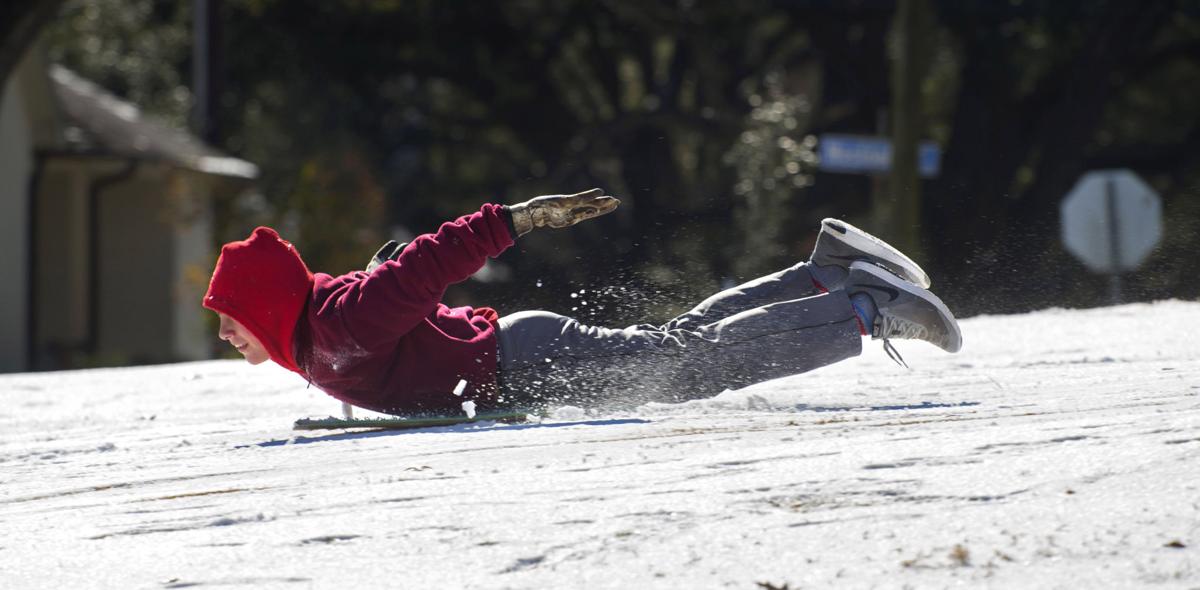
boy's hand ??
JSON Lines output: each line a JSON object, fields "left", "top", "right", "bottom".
{"left": 507, "top": 188, "right": 621, "bottom": 236}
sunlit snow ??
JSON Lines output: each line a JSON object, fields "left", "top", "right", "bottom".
{"left": 1, "top": 302, "right": 1197, "bottom": 588}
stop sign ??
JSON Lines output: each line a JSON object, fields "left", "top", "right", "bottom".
{"left": 1060, "top": 169, "right": 1162, "bottom": 274}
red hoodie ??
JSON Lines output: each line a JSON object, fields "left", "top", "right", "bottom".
{"left": 203, "top": 204, "right": 515, "bottom": 414}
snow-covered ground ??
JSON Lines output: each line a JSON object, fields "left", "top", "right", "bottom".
{"left": 2, "top": 301, "right": 1198, "bottom": 589}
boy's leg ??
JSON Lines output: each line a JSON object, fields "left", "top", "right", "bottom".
{"left": 495, "top": 292, "right": 861, "bottom": 408}
{"left": 661, "top": 218, "right": 929, "bottom": 330}
{"left": 668, "top": 292, "right": 862, "bottom": 397}
{"left": 662, "top": 262, "right": 823, "bottom": 331}
{"left": 496, "top": 310, "right": 661, "bottom": 408}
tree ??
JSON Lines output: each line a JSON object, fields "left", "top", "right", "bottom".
{"left": 211, "top": 0, "right": 840, "bottom": 310}
{"left": 0, "top": 0, "right": 67, "bottom": 103}
{"left": 926, "top": 0, "right": 1186, "bottom": 313}
{"left": 41, "top": 0, "right": 1200, "bottom": 321}
{"left": 883, "top": 0, "right": 936, "bottom": 261}
{"left": 43, "top": 0, "right": 194, "bottom": 128}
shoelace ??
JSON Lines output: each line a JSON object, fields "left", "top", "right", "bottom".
{"left": 877, "top": 314, "right": 927, "bottom": 369}
{"left": 882, "top": 338, "right": 908, "bottom": 369}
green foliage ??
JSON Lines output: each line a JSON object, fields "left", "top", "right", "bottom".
{"left": 45, "top": 0, "right": 192, "bottom": 128}
{"left": 724, "top": 70, "right": 821, "bottom": 278}
{"left": 287, "top": 145, "right": 387, "bottom": 275}
{"left": 924, "top": 0, "right": 1200, "bottom": 312}
{"left": 37, "top": 0, "right": 1200, "bottom": 318}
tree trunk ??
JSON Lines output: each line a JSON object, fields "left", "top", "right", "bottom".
{"left": 881, "top": 0, "right": 933, "bottom": 261}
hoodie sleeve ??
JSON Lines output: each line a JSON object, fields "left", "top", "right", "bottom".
{"left": 318, "top": 203, "right": 515, "bottom": 349}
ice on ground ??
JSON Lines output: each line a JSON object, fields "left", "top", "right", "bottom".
{"left": 1, "top": 301, "right": 1198, "bottom": 589}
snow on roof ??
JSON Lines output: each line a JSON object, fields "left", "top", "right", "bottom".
{"left": 47, "top": 65, "right": 258, "bottom": 179}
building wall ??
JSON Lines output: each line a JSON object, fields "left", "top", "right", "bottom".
{"left": 0, "top": 73, "right": 33, "bottom": 371}
{"left": 98, "top": 166, "right": 218, "bottom": 363}
{"left": 97, "top": 168, "right": 176, "bottom": 364}
{"left": 169, "top": 172, "right": 215, "bottom": 361}
{"left": 33, "top": 163, "right": 219, "bottom": 368}
{"left": 34, "top": 163, "right": 89, "bottom": 367}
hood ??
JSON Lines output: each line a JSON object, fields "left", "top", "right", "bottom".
{"left": 203, "top": 227, "right": 314, "bottom": 374}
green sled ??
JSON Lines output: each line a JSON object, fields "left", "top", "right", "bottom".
{"left": 293, "top": 411, "right": 532, "bottom": 431}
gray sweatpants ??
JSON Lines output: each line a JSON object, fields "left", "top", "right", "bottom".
{"left": 495, "top": 262, "right": 862, "bottom": 408}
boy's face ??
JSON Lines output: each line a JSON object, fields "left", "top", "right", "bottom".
{"left": 217, "top": 313, "right": 269, "bottom": 365}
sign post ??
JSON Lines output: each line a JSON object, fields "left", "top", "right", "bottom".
{"left": 1060, "top": 169, "right": 1162, "bottom": 304}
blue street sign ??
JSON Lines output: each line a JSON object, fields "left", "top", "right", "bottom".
{"left": 817, "top": 134, "right": 941, "bottom": 178}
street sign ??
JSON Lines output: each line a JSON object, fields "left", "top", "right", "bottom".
{"left": 817, "top": 134, "right": 941, "bottom": 177}
{"left": 1060, "top": 169, "right": 1162, "bottom": 274}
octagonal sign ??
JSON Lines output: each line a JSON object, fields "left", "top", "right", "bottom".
{"left": 1060, "top": 169, "right": 1162, "bottom": 274}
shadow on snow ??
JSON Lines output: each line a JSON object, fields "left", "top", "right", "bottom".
{"left": 248, "top": 418, "right": 652, "bottom": 448}
{"left": 788, "top": 401, "right": 981, "bottom": 413}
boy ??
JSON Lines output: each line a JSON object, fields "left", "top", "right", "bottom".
{"left": 204, "top": 189, "right": 960, "bottom": 414}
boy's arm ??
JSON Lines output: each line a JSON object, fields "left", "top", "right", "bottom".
{"left": 321, "top": 190, "right": 619, "bottom": 349}
{"left": 326, "top": 204, "right": 515, "bottom": 348}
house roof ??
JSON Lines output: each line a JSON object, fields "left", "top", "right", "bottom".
{"left": 47, "top": 65, "right": 258, "bottom": 179}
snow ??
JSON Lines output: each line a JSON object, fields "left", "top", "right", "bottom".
{"left": 2, "top": 301, "right": 1198, "bottom": 588}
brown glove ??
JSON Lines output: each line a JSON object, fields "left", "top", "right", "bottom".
{"left": 507, "top": 188, "right": 621, "bottom": 236}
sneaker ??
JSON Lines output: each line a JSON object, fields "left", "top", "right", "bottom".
{"left": 847, "top": 261, "right": 962, "bottom": 355}
{"left": 811, "top": 218, "right": 931, "bottom": 289}
{"left": 366, "top": 240, "right": 404, "bottom": 273}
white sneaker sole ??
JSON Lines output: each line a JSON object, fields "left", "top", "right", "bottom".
{"left": 821, "top": 218, "right": 931, "bottom": 289}
{"left": 851, "top": 261, "right": 961, "bottom": 353}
